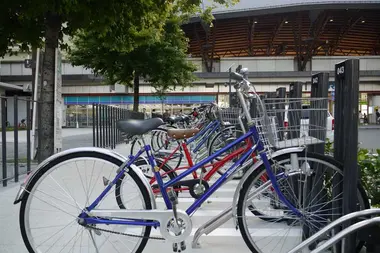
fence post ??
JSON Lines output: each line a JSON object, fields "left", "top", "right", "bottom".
{"left": 304, "top": 72, "right": 330, "bottom": 240}
{"left": 37, "top": 101, "right": 43, "bottom": 163}
{"left": 111, "top": 107, "right": 115, "bottom": 149}
{"left": 286, "top": 82, "right": 303, "bottom": 208}
{"left": 92, "top": 103, "right": 96, "bottom": 147}
{"left": 116, "top": 107, "right": 119, "bottom": 144}
{"left": 113, "top": 107, "right": 116, "bottom": 149}
{"left": 99, "top": 104, "right": 102, "bottom": 147}
{"left": 288, "top": 82, "right": 303, "bottom": 139}
{"left": 109, "top": 106, "right": 113, "bottom": 149}
{"left": 1, "top": 98, "right": 7, "bottom": 187}
{"left": 96, "top": 104, "right": 100, "bottom": 147}
{"left": 98, "top": 104, "right": 102, "bottom": 147}
{"left": 310, "top": 72, "right": 329, "bottom": 153}
{"left": 105, "top": 105, "right": 109, "bottom": 148}
{"left": 13, "top": 96, "right": 19, "bottom": 182}
{"left": 26, "top": 99, "right": 31, "bottom": 173}
{"left": 334, "top": 59, "right": 360, "bottom": 253}
{"left": 108, "top": 106, "right": 111, "bottom": 148}
{"left": 101, "top": 105, "right": 105, "bottom": 148}
{"left": 275, "top": 87, "right": 286, "bottom": 140}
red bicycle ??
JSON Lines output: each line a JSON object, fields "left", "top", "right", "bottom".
{"left": 135, "top": 127, "right": 258, "bottom": 198}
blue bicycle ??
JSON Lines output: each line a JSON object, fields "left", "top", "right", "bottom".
{"left": 129, "top": 103, "right": 242, "bottom": 176}
{"left": 14, "top": 70, "right": 368, "bottom": 253}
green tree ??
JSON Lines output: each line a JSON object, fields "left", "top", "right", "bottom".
{"left": 69, "top": 15, "right": 197, "bottom": 111}
{"left": 0, "top": 1, "right": 171, "bottom": 161}
{"left": 0, "top": 0, "right": 236, "bottom": 161}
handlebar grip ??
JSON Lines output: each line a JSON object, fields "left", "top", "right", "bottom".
{"left": 230, "top": 72, "right": 244, "bottom": 81}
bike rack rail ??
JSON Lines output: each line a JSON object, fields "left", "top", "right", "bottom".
{"left": 287, "top": 208, "right": 380, "bottom": 253}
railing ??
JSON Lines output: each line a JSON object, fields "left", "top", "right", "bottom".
{"left": 1, "top": 96, "right": 34, "bottom": 187}
{"left": 287, "top": 208, "right": 380, "bottom": 253}
{"left": 92, "top": 104, "right": 144, "bottom": 149}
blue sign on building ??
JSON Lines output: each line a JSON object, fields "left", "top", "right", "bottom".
{"left": 64, "top": 95, "right": 217, "bottom": 105}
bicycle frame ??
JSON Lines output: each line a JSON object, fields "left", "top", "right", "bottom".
{"left": 151, "top": 119, "right": 218, "bottom": 156}
{"left": 80, "top": 123, "right": 302, "bottom": 227}
{"left": 149, "top": 132, "right": 254, "bottom": 193}
{"left": 187, "top": 120, "right": 220, "bottom": 153}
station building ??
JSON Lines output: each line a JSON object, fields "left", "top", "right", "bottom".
{"left": 1, "top": 0, "right": 380, "bottom": 126}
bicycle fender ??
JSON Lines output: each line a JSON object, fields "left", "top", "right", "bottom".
{"left": 13, "top": 147, "right": 157, "bottom": 209}
{"left": 231, "top": 147, "right": 305, "bottom": 227}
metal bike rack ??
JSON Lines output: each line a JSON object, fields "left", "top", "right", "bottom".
{"left": 287, "top": 208, "right": 380, "bottom": 253}
{"left": 192, "top": 206, "right": 233, "bottom": 248}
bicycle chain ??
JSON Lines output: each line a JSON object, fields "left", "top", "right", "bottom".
{"left": 84, "top": 224, "right": 165, "bottom": 241}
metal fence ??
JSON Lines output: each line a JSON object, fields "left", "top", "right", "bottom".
{"left": 1, "top": 96, "right": 34, "bottom": 187}
{"left": 92, "top": 104, "right": 144, "bottom": 149}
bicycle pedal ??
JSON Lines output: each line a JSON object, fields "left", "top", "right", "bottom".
{"left": 172, "top": 242, "right": 179, "bottom": 252}
{"left": 172, "top": 241, "right": 186, "bottom": 252}
{"left": 180, "top": 241, "right": 186, "bottom": 251}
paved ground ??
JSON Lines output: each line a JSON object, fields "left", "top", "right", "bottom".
{"left": 358, "top": 125, "right": 380, "bottom": 150}
{"left": 0, "top": 128, "right": 94, "bottom": 160}
{"left": 0, "top": 174, "right": 255, "bottom": 253}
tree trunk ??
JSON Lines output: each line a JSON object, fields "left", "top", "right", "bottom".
{"left": 133, "top": 73, "right": 139, "bottom": 112}
{"left": 39, "top": 13, "right": 61, "bottom": 162}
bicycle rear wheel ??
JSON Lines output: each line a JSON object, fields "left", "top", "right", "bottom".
{"left": 208, "top": 125, "right": 246, "bottom": 177}
{"left": 237, "top": 151, "right": 369, "bottom": 253}
{"left": 130, "top": 128, "right": 183, "bottom": 169}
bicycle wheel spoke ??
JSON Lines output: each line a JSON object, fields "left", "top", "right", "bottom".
{"left": 20, "top": 155, "right": 149, "bottom": 253}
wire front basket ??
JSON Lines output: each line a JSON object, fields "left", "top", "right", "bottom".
{"left": 218, "top": 107, "right": 243, "bottom": 125}
{"left": 253, "top": 97, "right": 331, "bottom": 150}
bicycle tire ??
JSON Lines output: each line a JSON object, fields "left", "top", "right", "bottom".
{"left": 208, "top": 125, "right": 245, "bottom": 176}
{"left": 19, "top": 151, "right": 153, "bottom": 253}
{"left": 115, "top": 158, "right": 179, "bottom": 206}
{"left": 237, "top": 151, "right": 369, "bottom": 253}
{"left": 129, "top": 129, "right": 183, "bottom": 170}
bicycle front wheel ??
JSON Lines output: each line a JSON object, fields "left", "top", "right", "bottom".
{"left": 237, "top": 151, "right": 369, "bottom": 253}
{"left": 19, "top": 151, "right": 153, "bottom": 253}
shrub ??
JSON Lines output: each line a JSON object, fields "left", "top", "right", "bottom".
{"left": 358, "top": 149, "right": 380, "bottom": 207}
{"left": 324, "top": 139, "right": 380, "bottom": 207}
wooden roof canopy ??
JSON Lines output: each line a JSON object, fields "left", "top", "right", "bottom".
{"left": 182, "top": 7, "right": 380, "bottom": 71}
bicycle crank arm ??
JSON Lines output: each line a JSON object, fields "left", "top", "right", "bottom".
{"left": 89, "top": 209, "right": 192, "bottom": 243}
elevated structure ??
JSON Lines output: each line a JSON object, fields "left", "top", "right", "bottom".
{"left": 184, "top": 1, "right": 380, "bottom": 71}
{"left": 1, "top": 0, "right": 380, "bottom": 126}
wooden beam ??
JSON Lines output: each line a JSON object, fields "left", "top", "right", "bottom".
{"left": 248, "top": 18, "right": 256, "bottom": 56}
{"left": 209, "top": 21, "right": 217, "bottom": 72}
{"left": 373, "top": 33, "right": 380, "bottom": 54}
{"left": 300, "top": 11, "right": 329, "bottom": 70}
{"left": 200, "top": 19, "right": 211, "bottom": 35}
{"left": 194, "top": 21, "right": 217, "bottom": 72}
{"left": 275, "top": 43, "right": 287, "bottom": 55}
{"left": 193, "top": 23, "right": 209, "bottom": 72}
{"left": 292, "top": 13, "right": 303, "bottom": 70}
{"left": 267, "top": 16, "right": 287, "bottom": 55}
{"left": 330, "top": 12, "right": 363, "bottom": 54}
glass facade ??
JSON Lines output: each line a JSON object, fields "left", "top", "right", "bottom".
{"left": 64, "top": 95, "right": 216, "bottom": 105}
{"left": 63, "top": 94, "right": 216, "bottom": 127}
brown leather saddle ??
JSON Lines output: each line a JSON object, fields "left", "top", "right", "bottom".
{"left": 167, "top": 128, "right": 200, "bottom": 140}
